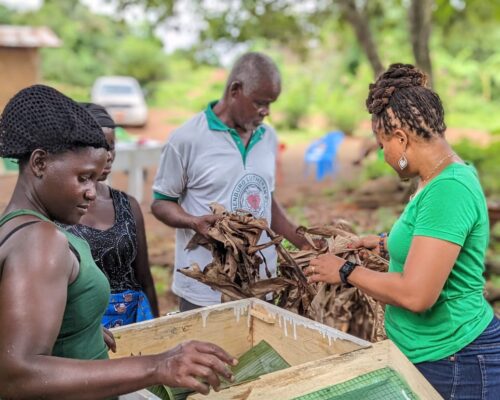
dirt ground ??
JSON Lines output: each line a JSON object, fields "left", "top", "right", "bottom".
{"left": 0, "top": 108, "right": 494, "bottom": 314}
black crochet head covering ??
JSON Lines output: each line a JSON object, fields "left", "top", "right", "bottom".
{"left": 79, "top": 102, "right": 116, "bottom": 129}
{"left": 0, "top": 84, "right": 108, "bottom": 160}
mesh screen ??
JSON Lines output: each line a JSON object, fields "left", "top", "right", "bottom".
{"left": 293, "top": 367, "right": 418, "bottom": 400}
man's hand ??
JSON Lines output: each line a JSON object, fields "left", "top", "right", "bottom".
{"left": 190, "top": 215, "right": 221, "bottom": 238}
{"left": 156, "top": 340, "right": 237, "bottom": 395}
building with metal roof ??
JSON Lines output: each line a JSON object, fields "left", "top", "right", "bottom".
{"left": 0, "top": 25, "right": 61, "bottom": 111}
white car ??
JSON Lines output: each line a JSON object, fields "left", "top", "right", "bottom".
{"left": 91, "top": 76, "right": 148, "bottom": 127}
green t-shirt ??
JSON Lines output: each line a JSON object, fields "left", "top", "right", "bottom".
{"left": 385, "top": 162, "right": 493, "bottom": 363}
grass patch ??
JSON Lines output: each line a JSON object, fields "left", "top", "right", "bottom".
{"left": 277, "top": 128, "right": 325, "bottom": 146}
{"left": 44, "top": 81, "right": 90, "bottom": 102}
{"left": 490, "top": 274, "right": 500, "bottom": 289}
{"left": 286, "top": 204, "right": 309, "bottom": 227}
{"left": 373, "top": 207, "right": 400, "bottom": 234}
{"left": 151, "top": 265, "right": 172, "bottom": 297}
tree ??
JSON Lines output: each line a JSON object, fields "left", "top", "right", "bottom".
{"left": 3, "top": 0, "right": 168, "bottom": 89}
{"left": 112, "top": 0, "right": 437, "bottom": 79}
{"left": 108, "top": 0, "right": 500, "bottom": 85}
{"left": 409, "top": 0, "right": 433, "bottom": 85}
{"left": 337, "top": 0, "right": 384, "bottom": 77}
{"left": 112, "top": 34, "right": 169, "bottom": 90}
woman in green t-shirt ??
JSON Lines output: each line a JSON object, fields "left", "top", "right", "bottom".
{"left": 0, "top": 85, "right": 236, "bottom": 399}
{"left": 306, "top": 64, "right": 499, "bottom": 400}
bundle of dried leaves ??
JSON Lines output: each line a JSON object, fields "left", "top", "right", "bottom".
{"left": 179, "top": 204, "right": 388, "bottom": 342}
{"left": 178, "top": 203, "right": 305, "bottom": 303}
{"left": 287, "top": 225, "right": 389, "bottom": 342}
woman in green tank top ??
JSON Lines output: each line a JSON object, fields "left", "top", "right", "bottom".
{"left": 0, "top": 85, "right": 236, "bottom": 399}
{"left": 305, "top": 64, "right": 499, "bottom": 400}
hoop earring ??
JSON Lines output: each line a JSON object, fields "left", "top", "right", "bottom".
{"left": 398, "top": 152, "right": 408, "bottom": 170}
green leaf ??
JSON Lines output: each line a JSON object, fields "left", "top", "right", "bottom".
{"left": 147, "top": 384, "right": 192, "bottom": 400}
{"left": 147, "top": 384, "right": 172, "bottom": 400}
{"left": 146, "top": 340, "right": 290, "bottom": 399}
{"left": 221, "top": 340, "right": 291, "bottom": 388}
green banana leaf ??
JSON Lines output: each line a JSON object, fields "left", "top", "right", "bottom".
{"left": 224, "top": 340, "right": 290, "bottom": 387}
{"left": 147, "top": 384, "right": 192, "bottom": 400}
{"left": 147, "top": 340, "right": 290, "bottom": 400}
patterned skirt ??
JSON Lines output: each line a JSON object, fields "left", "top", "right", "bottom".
{"left": 102, "top": 289, "right": 154, "bottom": 328}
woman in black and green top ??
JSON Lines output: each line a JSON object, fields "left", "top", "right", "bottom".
{"left": 0, "top": 85, "right": 236, "bottom": 399}
{"left": 306, "top": 64, "right": 499, "bottom": 400}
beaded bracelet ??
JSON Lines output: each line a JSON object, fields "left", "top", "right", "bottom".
{"left": 378, "top": 232, "right": 389, "bottom": 259}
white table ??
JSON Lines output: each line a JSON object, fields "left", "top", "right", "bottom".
{"left": 109, "top": 141, "right": 163, "bottom": 203}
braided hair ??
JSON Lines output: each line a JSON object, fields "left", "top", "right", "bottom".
{"left": 366, "top": 63, "right": 446, "bottom": 139}
{"left": 0, "top": 85, "right": 107, "bottom": 161}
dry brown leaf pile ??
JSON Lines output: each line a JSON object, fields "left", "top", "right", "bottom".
{"left": 179, "top": 204, "right": 388, "bottom": 342}
{"left": 288, "top": 225, "right": 389, "bottom": 342}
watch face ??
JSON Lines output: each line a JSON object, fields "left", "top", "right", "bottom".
{"left": 340, "top": 261, "right": 357, "bottom": 286}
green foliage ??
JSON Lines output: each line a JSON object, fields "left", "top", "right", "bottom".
{"left": 152, "top": 56, "right": 224, "bottom": 110}
{"left": 433, "top": 47, "right": 500, "bottom": 132}
{"left": 2, "top": 0, "right": 168, "bottom": 91}
{"left": 110, "top": 34, "right": 168, "bottom": 94}
{"left": 315, "top": 86, "right": 366, "bottom": 136}
{"left": 2, "top": 0, "right": 500, "bottom": 137}
{"left": 362, "top": 157, "right": 396, "bottom": 181}
{"left": 453, "top": 140, "right": 500, "bottom": 198}
{"left": 277, "top": 129, "right": 324, "bottom": 146}
{"left": 285, "top": 204, "right": 309, "bottom": 227}
{"left": 281, "top": 239, "right": 298, "bottom": 252}
{"left": 334, "top": 175, "right": 365, "bottom": 195}
{"left": 274, "top": 74, "right": 312, "bottom": 130}
{"left": 191, "top": 0, "right": 335, "bottom": 60}
{"left": 115, "top": 0, "right": 175, "bottom": 24}
{"left": 43, "top": 81, "right": 91, "bottom": 102}
{"left": 151, "top": 265, "right": 172, "bottom": 297}
{"left": 491, "top": 274, "right": 500, "bottom": 290}
{"left": 0, "top": 5, "right": 14, "bottom": 23}
{"left": 373, "top": 207, "right": 400, "bottom": 234}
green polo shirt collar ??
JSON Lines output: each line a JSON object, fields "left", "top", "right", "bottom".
{"left": 205, "top": 101, "right": 266, "bottom": 164}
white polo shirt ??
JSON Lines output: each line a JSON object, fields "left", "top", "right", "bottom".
{"left": 153, "top": 102, "right": 278, "bottom": 306}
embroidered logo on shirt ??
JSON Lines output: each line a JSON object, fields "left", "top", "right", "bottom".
{"left": 231, "top": 173, "right": 270, "bottom": 217}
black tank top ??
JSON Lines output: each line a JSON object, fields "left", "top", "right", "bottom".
{"left": 60, "top": 188, "right": 142, "bottom": 292}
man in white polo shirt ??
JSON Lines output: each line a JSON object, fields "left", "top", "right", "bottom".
{"left": 152, "top": 52, "right": 309, "bottom": 311}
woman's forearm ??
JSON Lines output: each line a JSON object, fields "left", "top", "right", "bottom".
{"left": 1, "top": 354, "right": 160, "bottom": 400}
{"left": 348, "top": 267, "right": 427, "bottom": 312}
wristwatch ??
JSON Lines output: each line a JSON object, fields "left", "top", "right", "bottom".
{"left": 339, "top": 261, "right": 358, "bottom": 287}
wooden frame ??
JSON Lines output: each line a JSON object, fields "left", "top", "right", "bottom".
{"left": 111, "top": 299, "right": 369, "bottom": 362}
{"left": 112, "top": 299, "right": 440, "bottom": 399}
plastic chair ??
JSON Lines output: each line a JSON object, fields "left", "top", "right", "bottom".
{"left": 304, "top": 131, "right": 344, "bottom": 181}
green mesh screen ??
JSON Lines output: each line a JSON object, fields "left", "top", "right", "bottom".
{"left": 293, "top": 367, "right": 419, "bottom": 400}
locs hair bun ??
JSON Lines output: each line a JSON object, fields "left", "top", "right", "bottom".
{"left": 365, "top": 63, "right": 445, "bottom": 139}
{"left": 366, "top": 63, "right": 428, "bottom": 115}
{"left": 0, "top": 84, "right": 107, "bottom": 159}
